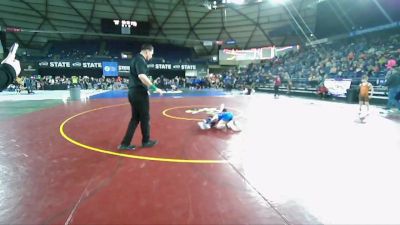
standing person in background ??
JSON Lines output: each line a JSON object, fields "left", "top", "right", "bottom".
{"left": 273, "top": 75, "right": 281, "bottom": 98}
{"left": 119, "top": 44, "right": 164, "bottom": 150}
{"left": 385, "top": 59, "right": 400, "bottom": 111}
{"left": 71, "top": 76, "right": 79, "bottom": 87}
{"left": 284, "top": 72, "right": 292, "bottom": 95}
{"left": 25, "top": 76, "right": 34, "bottom": 94}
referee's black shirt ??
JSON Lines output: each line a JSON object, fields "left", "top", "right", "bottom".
{"left": 128, "top": 53, "right": 148, "bottom": 93}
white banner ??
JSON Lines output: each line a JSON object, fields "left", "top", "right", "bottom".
{"left": 324, "top": 79, "right": 352, "bottom": 97}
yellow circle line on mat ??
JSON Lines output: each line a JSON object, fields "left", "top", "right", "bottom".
{"left": 59, "top": 103, "right": 227, "bottom": 164}
{"left": 162, "top": 105, "right": 207, "bottom": 121}
{"left": 162, "top": 105, "right": 242, "bottom": 121}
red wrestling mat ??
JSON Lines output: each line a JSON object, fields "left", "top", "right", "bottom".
{"left": 1, "top": 95, "right": 400, "bottom": 224}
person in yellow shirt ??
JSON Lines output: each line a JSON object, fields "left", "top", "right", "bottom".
{"left": 71, "top": 76, "right": 79, "bottom": 87}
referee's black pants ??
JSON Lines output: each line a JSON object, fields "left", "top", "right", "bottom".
{"left": 121, "top": 90, "right": 150, "bottom": 145}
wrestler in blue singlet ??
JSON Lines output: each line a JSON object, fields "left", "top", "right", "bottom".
{"left": 218, "top": 111, "right": 233, "bottom": 122}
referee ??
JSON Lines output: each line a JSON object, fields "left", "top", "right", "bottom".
{"left": 119, "top": 44, "right": 164, "bottom": 150}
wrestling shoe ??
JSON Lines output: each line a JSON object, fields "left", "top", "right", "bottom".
{"left": 142, "top": 140, "right": 158, "bottom": 148}
{"left": 118, "top": 144, "right": 136, "bottom": 150}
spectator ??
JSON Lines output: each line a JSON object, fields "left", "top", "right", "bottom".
{"left": 385, "top": 59, "right": 400, "bottom": 110}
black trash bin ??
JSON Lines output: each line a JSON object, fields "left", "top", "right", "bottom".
{"left": 346, "top": 87, "right": 358, "bottom": 103}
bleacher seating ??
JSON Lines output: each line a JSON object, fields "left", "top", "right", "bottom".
{"left": 213, "top": 31, "right": 398, "bottom": 101}
{"left": 48, "top": 40, "right": 100, "bottom": 60}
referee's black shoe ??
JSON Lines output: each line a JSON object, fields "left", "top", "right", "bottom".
{"left": 142, "top": 140, "right": 158, "bottom": 148}
{"left": 118, "top": 144, "right": 136, "bottom": 150}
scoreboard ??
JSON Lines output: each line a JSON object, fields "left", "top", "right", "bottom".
{"left": 219, "top": 45, "right": 298, "bottom": 64}
{"left": 219, "top": 47, "right": 274, "bottom": 62}
{"left": 101, "top": 19, "right": 150, "bottom": 36}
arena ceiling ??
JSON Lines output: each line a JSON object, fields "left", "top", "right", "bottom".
{"left": 0, "top": 0, "right": 318, "bottom": 54}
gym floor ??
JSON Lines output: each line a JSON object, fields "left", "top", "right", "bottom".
{"left": 0, "top": 90, "right": 399, "bottom": 225}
